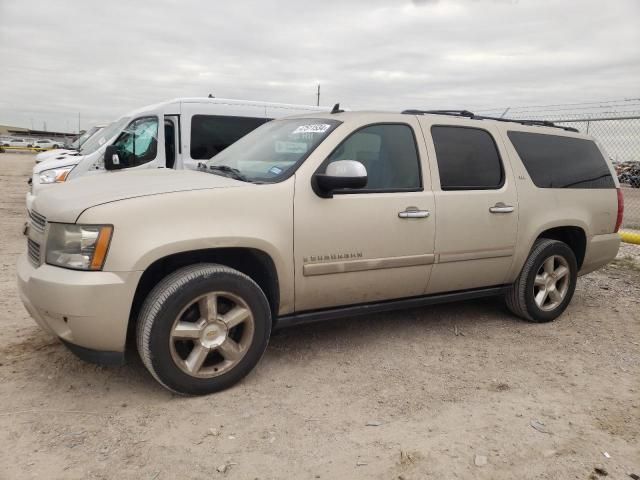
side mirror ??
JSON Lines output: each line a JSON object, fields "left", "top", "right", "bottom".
{"left": 313, "top": 160, "right": 367, "bottom": 198}
{"left": 104, "top": 145, "right": 128, "bottom": 170}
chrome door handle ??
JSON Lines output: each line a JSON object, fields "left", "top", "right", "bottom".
{"left": 398, "top": 207, "right": 430, "bottom": 219}
{"left": 489, "top": 202, "right": 515, "bottom": 214}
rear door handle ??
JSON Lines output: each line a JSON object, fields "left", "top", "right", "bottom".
{"left": 489, "top": 202, "right": 515, "bottom": 214}
{"left": 398, "top": 207, "right": 430, "bottom": 219}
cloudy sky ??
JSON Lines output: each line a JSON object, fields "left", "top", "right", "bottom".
{"left": 1, "top": 0, "right": 639, "bottom": 132}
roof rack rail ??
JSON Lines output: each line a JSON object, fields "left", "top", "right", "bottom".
{"left": 401, "top": 109, "right": 476, "bottom": 118}
{"left": 401, "top": 109, "right": 579, "bottom": 132}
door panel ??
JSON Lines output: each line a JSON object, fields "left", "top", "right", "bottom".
{"left": 417, "top": 118, "right": 519, "bottom": 294}
{"left": 293, "top": 118, "right": 436, "bottom": 312}
{"left": 294, "top": 190, "right": 436, "bottom": 311}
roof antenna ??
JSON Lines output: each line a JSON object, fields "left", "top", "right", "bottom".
{"left": 331, "top": 103, "right": 344, "bottom": 114}
{"left": 208, "top": 93, "right": 215, "bottom": 98}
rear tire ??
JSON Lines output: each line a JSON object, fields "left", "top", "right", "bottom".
{"left": 505, "top": 239, "right": 577, "bottom": 322}
{"left": 136, "top": 263, "right": 272, "bottom": 395}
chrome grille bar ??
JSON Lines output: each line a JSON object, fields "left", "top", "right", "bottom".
{"left": 29, "top": 210, "right": 46, "bottom": 233}
{"left": 27, "top": 238, "right": 41, "bottom": 267}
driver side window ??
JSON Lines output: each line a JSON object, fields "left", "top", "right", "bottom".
{"left": 326, "top": 123, "right": 422, "bottom": 191}
{"left": 113, "top": 117, "right": 158, "bottom": 167}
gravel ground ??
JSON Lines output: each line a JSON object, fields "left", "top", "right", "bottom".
{"left": 0, "top": 152, "right": 639, "bottom": 480}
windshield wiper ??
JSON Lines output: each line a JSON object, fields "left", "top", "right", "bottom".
{"left": 206, "top": 165, "right": 250, "bottom": 182}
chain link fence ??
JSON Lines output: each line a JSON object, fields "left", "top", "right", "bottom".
{"left": 478, "top": 102, "right": 640, "bottom": 243}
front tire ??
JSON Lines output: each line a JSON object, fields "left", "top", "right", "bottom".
{"left": 505, "top": 239, "right": 577, "bottom": 322}
{"left": 137, "top": 264, "right": 272, "bottom": 395}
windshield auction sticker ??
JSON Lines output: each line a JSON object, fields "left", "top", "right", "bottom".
{"left": 292, "top": 124, "right": 332, "bottom": 134}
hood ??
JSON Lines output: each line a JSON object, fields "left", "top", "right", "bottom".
{"left": 32, "top": 168, "right": 246, "bottom": 222}
{"left": 35, "top": 149, "right": 75, "bottom": 164}
{"left": 34, "top": 153, "right": 81, "bottom": 172}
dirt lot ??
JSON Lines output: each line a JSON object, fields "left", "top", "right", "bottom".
{"left": 0, "top": 152, "right": 638, "bottom": 480}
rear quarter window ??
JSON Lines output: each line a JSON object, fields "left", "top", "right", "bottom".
{"left": 507, "top": 131, "right": 614, "bottom": 189}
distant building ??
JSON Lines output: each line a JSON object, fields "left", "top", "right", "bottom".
{"left": 0, "top": 124, "right": 79, "bottom": 142}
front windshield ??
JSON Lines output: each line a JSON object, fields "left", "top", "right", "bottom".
{"left": 204, "top": 118, "right": 340, "bottom": 182}
{"left": 79, "top": 117, "right": 130, "bottom": 155}
{"left": 70, "top": 125, "right": 101, "bottom": 149}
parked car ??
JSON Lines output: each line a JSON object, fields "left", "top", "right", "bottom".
{"left": 35, "top": 125, "right": 108, "bottom": 163}
{"left": 31, "top": 139, "right": 61, "bottom": 150}
{"left": 2, "top": 137, "right": 33, "bottom": 147}
{"left": 18, "top": 109, "right": 622, "bottom": 395}
{"left": 26, "top": 97, "right": 329, "bottom": 212}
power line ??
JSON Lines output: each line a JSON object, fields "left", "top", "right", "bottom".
{"left": 476, "top": 97, "right": 640, "bottom": 113}
{"left": 478, "top": 103, "right": 640, "bottom": 114}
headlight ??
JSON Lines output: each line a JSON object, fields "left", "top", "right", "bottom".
{"left": 39, "top": 165, "right": 75, "bottom": 184}
{"left": 46, "top": 223, "right": 113, "bottom": 271}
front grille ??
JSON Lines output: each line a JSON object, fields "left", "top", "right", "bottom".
{"left": 29, "top": 210, "right": 46, "bottom": 233}
{"left": 27, "top": 238, "right": 41, "bottom": 267}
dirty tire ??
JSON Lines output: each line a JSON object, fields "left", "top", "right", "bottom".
{"left": 505, "top": 239, "right": 577, "bottom": 323}
{"left": 137, "top": 263, "right": 272, "bottom": 395}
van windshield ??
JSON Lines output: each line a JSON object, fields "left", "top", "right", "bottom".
{"left": 79, "top": 117, "right": 130, "bottom": 155}
{"left": 204, "top": 118, "right": 340, "bottom": 182}
{"left": 69, "top": 125, "right": 103, "bottom": 149}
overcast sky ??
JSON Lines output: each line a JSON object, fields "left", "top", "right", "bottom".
{"left": 1, "top": 0, "right": 639, "bottom": 132}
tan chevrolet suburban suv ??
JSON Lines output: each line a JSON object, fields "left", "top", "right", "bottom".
{"left": 17, "top": 108, "right": 623, "bottom": 395}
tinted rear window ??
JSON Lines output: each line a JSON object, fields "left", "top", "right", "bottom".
{"left": 191, "top": 115, "right": 269, "bottom": 160}
{"left": 431, "top": 126, "right": 504, "bottom": 190}
{"left": 507, "top": 131, "right": 614, "bottom": 189}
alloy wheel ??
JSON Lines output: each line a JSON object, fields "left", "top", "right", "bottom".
{"left": 169, "top": 291, "right": 255, "bottom": 378}
{"left": 533, "top": 255, "right": 570, "bottom": 311}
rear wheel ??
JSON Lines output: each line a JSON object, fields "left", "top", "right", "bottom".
{"left": 505, "top": 239, "right": 577, "bottom": 322}
{"left": 137, "top": 264, "right": 272, "bottom": 395}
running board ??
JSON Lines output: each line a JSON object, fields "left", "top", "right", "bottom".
{"left": 275, "top": 285, "right": 509, "bottom": 329}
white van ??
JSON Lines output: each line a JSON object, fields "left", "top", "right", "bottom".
{"left": 35, "top": 124, "right": 108, "bottom": 163}
{"left": 27, "top": 98, "right": 328, "bottom": 211}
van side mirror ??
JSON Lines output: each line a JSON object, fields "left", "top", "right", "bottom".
{"left": 313, "top": 160, "right": 367, "bottom": 198}
{"left": 104, "top": 145, "right": 129, "bottom": 170}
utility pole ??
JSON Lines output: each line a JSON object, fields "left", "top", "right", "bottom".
{"left": 78, "top": 112, "right": 81, "bottom": 133}
{"left": 316, "top": 84, "right": 320, "bottom": 107}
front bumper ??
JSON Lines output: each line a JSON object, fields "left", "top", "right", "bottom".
{"left": 16, "top": 253, "right": 142, "bottom": 359}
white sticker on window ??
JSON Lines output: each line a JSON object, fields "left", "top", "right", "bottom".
{"left": 275, "top": 141, "right": 308, "bottom": 154}
{"left": 292, "top": 124, "right": 331, "bottom": 134}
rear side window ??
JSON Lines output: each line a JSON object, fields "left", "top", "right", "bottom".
{"left": 191, "top": 115, "right": 269, "bottom": 160}
{"left": 431, "top": 126, "right": 504, "bottom": 190}
{"left": 507, "top": 131, "right": 615, "bottom": 189}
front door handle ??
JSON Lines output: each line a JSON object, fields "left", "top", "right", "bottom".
{"left": 399, "top": 207, "right": 430, "bottom": 219}
{"left": 489, "top": 202, "right": 515, "bottom": 214}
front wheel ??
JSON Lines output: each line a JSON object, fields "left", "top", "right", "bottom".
{"left": 137, "top": 264, "right": 272, "bottom": 395}
{"left": 505, "top": 239, "right": 578, "bottom": 322}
